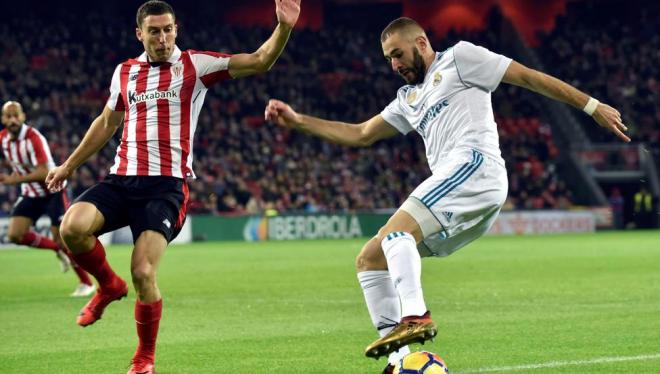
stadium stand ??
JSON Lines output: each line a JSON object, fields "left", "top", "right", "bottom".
{"left": 2, "top": 2, "right": 655, "bottom": 219}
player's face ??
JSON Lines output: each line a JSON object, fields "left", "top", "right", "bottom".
{"left": 136, "top": 13, "right": 177, "bottom": 63}
{"left": 1, "top": 104, "right": 25, "bottom": 135}
{"left": 382, "top": 33, "right": 427, "bottom": 85}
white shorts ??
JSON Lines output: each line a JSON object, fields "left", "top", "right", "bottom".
{"left": 400, "top": 149, "right": 508, "bottom": 257}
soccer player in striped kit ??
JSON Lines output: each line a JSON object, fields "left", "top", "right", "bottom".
{"left": 1, "top": 101, "right": 95, "bottom": 297}
{"left": 266, "top": 17, "right": 629, "bottom": 373}
{"left": 46, "top": 1, "right": 301, "bottom": 372}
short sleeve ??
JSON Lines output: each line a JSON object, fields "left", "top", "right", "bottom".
{"left": 453, "top": 41, "right": 512, "bottom": 92}
{"left": 106, "top": 64, "right": 125, "bottom": 111}
{"left": 381, "top": 98, "right": 414, "bottom": 135}
{"left": 189, "top": 50, "right": 232, "bottom": 88}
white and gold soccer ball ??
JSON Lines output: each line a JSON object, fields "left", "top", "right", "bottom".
{"left": 393, "top": 351, "right": 449, "bottom": 374}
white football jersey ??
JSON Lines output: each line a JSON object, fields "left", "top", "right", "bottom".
{"left": 381, "top": 41, "right": 512, "bottom": 172}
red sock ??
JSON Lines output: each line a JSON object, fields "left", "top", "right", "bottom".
{"left": 72, "top": 239, "right": 119, "bottom": 289}
{"left": 134, "top": 299, "right": 163, "bottom": 363}
{"left": 20, "top": 231, "right": 59, "bottom": 251}
{"left": 63, "top": 249, "right": 93, "bottom": 285}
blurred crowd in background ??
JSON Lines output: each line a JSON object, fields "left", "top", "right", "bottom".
{"left": 0, "top": 1, "right": 656, "bottom": 221}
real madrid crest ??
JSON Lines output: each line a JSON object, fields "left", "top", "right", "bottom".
{"left": 433, "top": 72, "right": 442, "bottom": 86}
{"left": 406, "top": 90, "right": 418, "bottom": 105}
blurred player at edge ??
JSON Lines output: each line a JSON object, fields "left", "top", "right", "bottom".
{"left": 265, "top": 17, "right": 629, "bottom": 373}
{"left": 1, "top": 101, "right": 95, "bottom": 297}
{"left": 46, "top": 1, "right": 301, "bottom": 373}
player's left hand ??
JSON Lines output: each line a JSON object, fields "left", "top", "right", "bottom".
{"left": 592, "top": 103, "right": 630, "bottom": 142}
{"left": 0, "top": 172, "right": 17, "bottom": 185}
{"left": 275, "top": 0, "right": 301, "bottom": 29}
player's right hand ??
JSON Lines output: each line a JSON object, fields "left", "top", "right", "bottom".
{"left": 265, "top": 99, "right": 301, "bottom": 129}
{"left": 275, "top": 0, "right": 301, "bottom": 29}
{"left": 46, "top": 165, "right": 72, "bottom": 192}
{"left": 592, "top": 103, "right": 630, "bottom": 142}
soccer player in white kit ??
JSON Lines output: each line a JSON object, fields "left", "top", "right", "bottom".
{"left": 265, "top": 17, "right": 630, "bottom": 372}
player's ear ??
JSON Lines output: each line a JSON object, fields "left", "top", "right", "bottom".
{"left": 415, "top": 35, "right": 428, "bottom": 52}
{"left": 136, "top": 27, "right": 143, "bottom": 42}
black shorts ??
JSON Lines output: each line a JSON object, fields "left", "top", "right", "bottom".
{"left": 11, "top": 191, "right": 70, "bottom": 226}
{"left": 75, "top": 175, "right": 189, "bottom": 243}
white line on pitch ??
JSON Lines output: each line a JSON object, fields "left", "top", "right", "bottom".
{"left": 457, "top": 353, "right": 660, "bottom": 373}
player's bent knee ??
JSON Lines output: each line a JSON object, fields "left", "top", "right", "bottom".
{"left": 355, "top": 236, "right": 387, "bottom": 272}
{"left": 59, "top": 220, "right": 87, "bottom": 243}
{"left": 7, "top": 232, "right": 24, "bottom": 244}
{"left": 131, "top": 263, "right": 156, "bottom": 285}
{"left": 60, "top": 206, "right": 97, "bottom": 240}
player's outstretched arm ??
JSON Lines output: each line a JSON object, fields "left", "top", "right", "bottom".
{"left": 265, "top": 99, "right": 399, "bottom": 147}
{"left": 0, "top": 165, "right": 48, "bottom": 185}
{"left": 46, "top": 107, "right": 124, "bottom": 192}
{"left": 228, "top": 0, "right": 301, "bottom": 78}
{"left": 502, "top": 61, "right": 630, "bottom": 142}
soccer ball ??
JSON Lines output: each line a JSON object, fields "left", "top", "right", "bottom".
{"left": 393, "top": 351, "right": 449, "bottom": 374}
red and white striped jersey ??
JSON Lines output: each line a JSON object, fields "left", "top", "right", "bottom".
{"left": 0, "top": 124, "right": 60, "bottom": 197}
{"left": 106, "top": 46, "right": 232, "bottom": 179}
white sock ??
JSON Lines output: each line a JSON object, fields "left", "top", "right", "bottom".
{"left": 357, "top": 270, "right": 410, "bottom": 365}
{"left": 381, "top": 232, "right": 427, "bottom": 317}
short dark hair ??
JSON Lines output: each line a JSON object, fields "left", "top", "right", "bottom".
{"left": 136, "top": 0, "right": 176, "bottom": 28}
{"left": 381, "top": 17, "right": 424, "bottom": 43}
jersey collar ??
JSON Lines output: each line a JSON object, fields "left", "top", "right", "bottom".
{"left": 9, "top": 123, "right": 28, "bottom": 141}
{"left": 411, "top": 52, "right": 444, "bottom": 89}
{"left": 136, "top": 45, "right": 182, "bottom": 65}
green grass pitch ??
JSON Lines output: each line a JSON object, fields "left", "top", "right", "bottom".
{"left": 0, "top": 231, "right": 658, "bottom": 373}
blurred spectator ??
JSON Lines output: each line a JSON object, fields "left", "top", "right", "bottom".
{"left": 608, "top": 187, "right": 625, "bottom": 229}
{"left": 633, "top": 186, "right": 654, "bottom": 228}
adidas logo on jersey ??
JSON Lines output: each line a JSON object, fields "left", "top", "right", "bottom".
{"left": 441, "top": 211, "right": 453, "bottom": 221}
{"left": 162, "top": 218, "right": 171, "bottom": 228}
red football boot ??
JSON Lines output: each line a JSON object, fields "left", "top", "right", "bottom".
{"left": 77, "top": 277, "right": 128, "bottom": 327}
{"left": 127, "top": 358, "right": 155, "bottom": 374}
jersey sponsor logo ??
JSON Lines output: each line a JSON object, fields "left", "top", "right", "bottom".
{"left": 128, "top": 89, "right": 179, "bottom": 105}
{"left": 418, "top": 99, "right": 450, "bottom": 135}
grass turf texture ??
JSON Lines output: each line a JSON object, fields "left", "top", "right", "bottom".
{"left": 0, "top": 231, "right": 658, "bottom": 373}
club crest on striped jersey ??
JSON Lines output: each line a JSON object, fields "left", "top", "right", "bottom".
{"left": 171, "top": 63, "right": 183, "bottom": 78}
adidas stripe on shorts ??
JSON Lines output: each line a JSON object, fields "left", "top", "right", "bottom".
{"left": 400, "top": 148, "right": 508, "bottom": 257}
